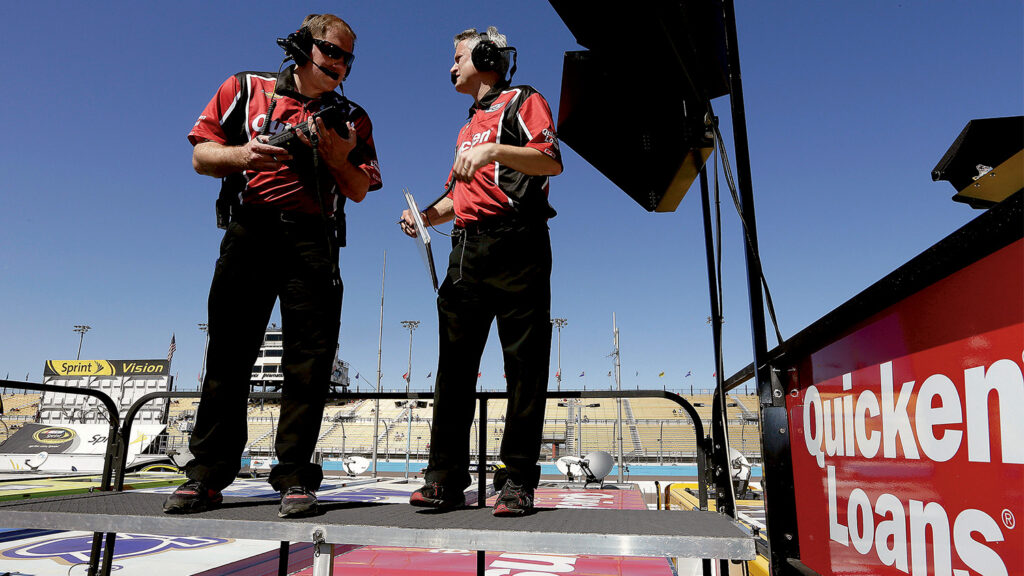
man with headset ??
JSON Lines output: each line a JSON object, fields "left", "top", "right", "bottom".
{"left": 400, "top": 26, "right": 562, "bottom": 516}
{"left": 164, "top": 13, "right": 382, "bottom": 518}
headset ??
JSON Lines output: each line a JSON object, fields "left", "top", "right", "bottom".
{"left": 277, "top": 26, "right": 352, "bottom": 80}
{"left": 471, "top": 32, "right": 517, "bottom": 85}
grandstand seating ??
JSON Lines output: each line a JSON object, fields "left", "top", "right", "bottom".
{"left": 116, "top": 389, "right": 764, "bottom": 463}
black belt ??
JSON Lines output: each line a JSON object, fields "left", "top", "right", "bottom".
{"left": 235, "top": 204, "right": 333, "bottom": 226}
{"left": 454, "top": 216, "right": 540, "bottom": 235}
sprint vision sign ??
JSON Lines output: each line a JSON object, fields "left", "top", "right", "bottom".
{"left": 44, "top": 359, "right": 169, "bottom": 377}
{"left": 785, "top": 240, "right": 1022, "bottom": 576}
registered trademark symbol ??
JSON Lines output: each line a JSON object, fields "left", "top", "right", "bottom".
{"left": 1002, "top": 509, "right": 1016, "bottom": 530}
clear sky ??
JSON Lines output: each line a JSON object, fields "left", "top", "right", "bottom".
{"left": 1, "top": 1, "right": 1020, "bottom": 396}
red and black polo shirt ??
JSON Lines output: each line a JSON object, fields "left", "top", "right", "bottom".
{"left": 445, "top": 84, "right": 561, "bottom": 225}
{"left": 188, "top": 65, "right": 382, "bottom": 216}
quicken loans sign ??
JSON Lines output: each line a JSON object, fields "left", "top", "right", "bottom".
{"left": 786, "top": 241, "right": 1022, "bottom": 576}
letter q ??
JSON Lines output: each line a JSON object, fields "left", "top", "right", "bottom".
{"left": 804, "top": 386, "right": 825, "bottom": 468}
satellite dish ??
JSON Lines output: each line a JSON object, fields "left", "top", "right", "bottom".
{"left": 250, "top": 458, "right": 273, "bottom": 477}
{"left": 26, "top": 451, "right": 48, "bottom": 470}
{"left": 729, "top": 448, "right": 752, "bottom": 481}
{"left": 556, "top": 456, "right": 585, "bottom": 478}
{"left": 342, "top": 455, "right": 370, "bottom": 476}
{"left": 166, "top": 448, "right": 193, "bottom": 468}
{"left": 582, "top": 451, "right": 614, "bottom": 483}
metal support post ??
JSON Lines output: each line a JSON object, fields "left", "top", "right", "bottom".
{"left": 311, "top": 528, "right": 334, "bottom": 576}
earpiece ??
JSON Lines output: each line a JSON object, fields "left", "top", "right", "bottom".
{"left": 277, "top": 26, "right": 351, "bottom": 81}
{"left": 282, "top": 27, "right": 314, "bottom": 66}
{"left": 470, "top": 32, "right": 517, "bottom": 85}
{"left": 471, "top": 34, "right": 504, "bottom": 74}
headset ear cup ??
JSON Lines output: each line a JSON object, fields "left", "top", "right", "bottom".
{"left": 297, "top": 27, "right": 313, "bottom": 52}
{"left": 286, "top": 27, "right": 314, "bottom": 66}
{"left": 471, "top": 38, "right": 499, "bottom": 73}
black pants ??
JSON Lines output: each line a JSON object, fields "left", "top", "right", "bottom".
{"left": 424, "top": 223, "right": 552, "bottom": 490}
{"left": 186, "top": 207, "right": 342, "bottom": 492}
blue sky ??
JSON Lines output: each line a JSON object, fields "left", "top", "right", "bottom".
{"left": 0, "top": 1, "right": 1020, "bottom": 395}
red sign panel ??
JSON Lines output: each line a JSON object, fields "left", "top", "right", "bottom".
{"left": 786, "top": 240, "right": 1023, "bottom": 575}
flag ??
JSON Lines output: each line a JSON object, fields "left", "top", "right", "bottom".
{"left": 578, "top": 371, "right": 584, "bottom": 377}
{"left": 403, "top": 372, "right": 410, "bottom": 382}
{"left": 607, "top": 371, "right": 612, "bottom": 377}
{"left": 477, "top": 372, "right": 482, "bottom": 378}
{"left": 426, "top": 372, "right": 432, "bottom": 378}
{"left": 502, "top": 373, "right": 506, "bottom": 379}
{"left": 685, "top": 371, "right": 691, "bottom": 377}
{"left": 635, "top": 371, "right": 639, "bottom": 377}
{"left": 555, "top": 370, "right": 560, "bottom": 379}
{"left": 658, "top": 371, "right": 665, "bottom": 377}
{"left": 712, "top": 371, "right": 717, "bottom": 378}
{"left": 167, "top": 334, "right": 176, "bottom": 362}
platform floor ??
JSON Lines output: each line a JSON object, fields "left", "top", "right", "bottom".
{"left": 0, "top": 491, "right": 753, "bottom": 560}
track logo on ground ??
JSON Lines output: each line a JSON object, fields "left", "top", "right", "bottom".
{"left": 1, "top": 533, "right": 230, "bottom": 566}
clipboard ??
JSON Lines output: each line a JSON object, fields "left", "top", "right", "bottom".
{"left": 404, "top": 188, "right": 439, "bottom": 291}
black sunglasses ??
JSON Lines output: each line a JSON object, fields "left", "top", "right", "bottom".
{"left": 312, "top": 38, "right": 355, "bottom": 67}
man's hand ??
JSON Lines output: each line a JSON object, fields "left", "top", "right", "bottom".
{"left": 299, "top": 117, "right": 357, "bottom": 165}
{"left": 450, "top": 143, "right": 562, "bottom": 182}
{"left": 399, "top": 209, "right": 425, "bottom": 238}
{"left": 192, "top": 138, "right": 289, "bottom": 178}
{"left": 241, "top": 137, "right": 291, "bottom": 171}
{"left": 452, "top": 143, "right": 496, "bottom": 182}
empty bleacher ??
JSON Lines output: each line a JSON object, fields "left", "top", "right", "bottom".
{"left": 155, "top": 390, "right": 761, "bottom": 463}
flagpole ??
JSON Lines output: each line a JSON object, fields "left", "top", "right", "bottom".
{"left": 613, "top": 313, "right": 624, "bottom": 483}
{"left": 372, "top": 251, "right": 386, "bottom": 477}
{"left": 400, "top": 320, "right": 420, "bottom": 480}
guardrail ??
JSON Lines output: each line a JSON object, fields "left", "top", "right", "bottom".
{"left": 122, "top": 389, "right": 711, "bottom": 507}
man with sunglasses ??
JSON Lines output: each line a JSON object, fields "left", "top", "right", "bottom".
{"left": 165, "top": 13, "right": 381, "bottom": 519}
{"left": 400, "top": 26, "right": 561, "bottom": 517}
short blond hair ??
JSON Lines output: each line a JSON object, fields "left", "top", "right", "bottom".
{"left": 303, "top": 13, "right": 356, "bottom": 43}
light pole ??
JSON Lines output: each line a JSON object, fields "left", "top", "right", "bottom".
{"left": 373, "top": 251, "right": 386, "bottom": 477}
{"left": 400, "top": 320, "right": 419, "bottom": 480}
{"left": 73, "top": 325, "right": 91, "bottom": 360}
{"left": 400, "top": 321, "right": 420, "bottom": 393}
{"left": 197, "top": 323, "right": 210, "bottom": 393}
{"left": 612, "top": 313, "right": 624, "bottom": 483}
{"left": 340, "top": 420, "right": 346, "bottom": 460}
{"left": 551, "top": 318, "right": 567, "bottom": 392}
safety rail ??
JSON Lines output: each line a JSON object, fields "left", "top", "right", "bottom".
{"left": 2, "top": 385, "right": 717, "bottom": 576}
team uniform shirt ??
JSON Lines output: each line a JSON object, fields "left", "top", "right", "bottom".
{"left": 189, "top": 65, "right": 382, "bottom": 216}
{"left": 445, "top": 84, "right": 561, "bottom": 225}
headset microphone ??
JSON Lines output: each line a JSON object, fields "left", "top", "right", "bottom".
{"left": 315, "top": 62, "right": 340, "bottom": 81}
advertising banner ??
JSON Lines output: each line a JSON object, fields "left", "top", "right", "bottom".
{"left": 43, "top": 359, "right": 170, "bottom": 378}
{"left": 785, "top": 239, "right": 1023, "bottom": 575}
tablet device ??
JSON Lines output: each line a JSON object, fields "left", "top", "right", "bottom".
{"left": 404, "top": 188, "right": 439, "bottom": 291}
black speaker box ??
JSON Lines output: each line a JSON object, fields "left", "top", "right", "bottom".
{"left": 550, "top": 0, "right": 728, "bottom": 212}
{"left": 557, "top": 50, "right": 714, "bottom": 212}
{"left": 932, "top": 116, "right": 1024, "bottom": 209}
{"left": 549, "top": 0, "right": 730, "bottom": 101}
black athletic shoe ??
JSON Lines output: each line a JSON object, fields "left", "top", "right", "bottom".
{"left": 279, "top": 486, "right": 319, "bottom": 518}
{"left": 492, "top": 479, "right": 534, "bottom": 517}
{"left": 162, "top": 480, "right": 223, "bottom": 514}
{"left": 409, "top": 481, "right": 466, "bottom": 510}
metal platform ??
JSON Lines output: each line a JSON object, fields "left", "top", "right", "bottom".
{"left": 0, "top": 491, "right": 754, "bottom": 560}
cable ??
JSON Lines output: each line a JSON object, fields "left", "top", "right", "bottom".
{"left": 307, "top": 128, "right": 341, "bottom": 280}
{"left": 708, "top": 112, "right": 785, "bottom": 346}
